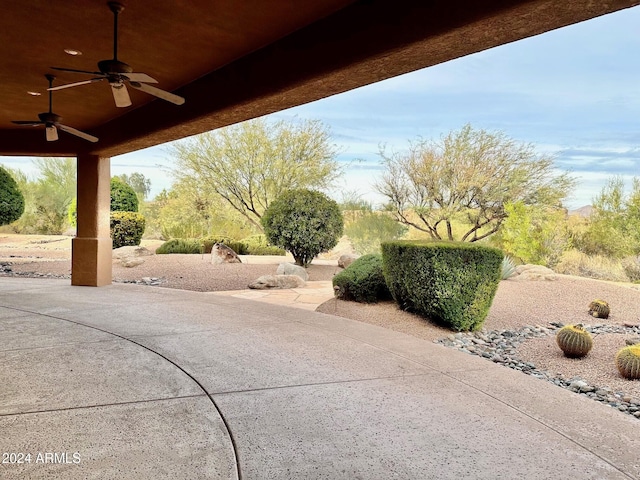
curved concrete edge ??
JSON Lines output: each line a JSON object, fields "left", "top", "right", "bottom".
{"left": 0, "top": 288, "right": 239, "bottom": 480}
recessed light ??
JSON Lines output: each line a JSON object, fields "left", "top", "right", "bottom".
{"left": 27, "top": 91, "right": 42, "bottom": 96}
{"left": 64, "top": 48, "right": 82, "bottom": 56}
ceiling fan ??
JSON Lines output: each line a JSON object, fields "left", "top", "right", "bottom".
{"left": 49, "top": 1, "right": 185, "bottom": 108}
{"left": 12, "top": 74, "right": 98, "bottom": 143}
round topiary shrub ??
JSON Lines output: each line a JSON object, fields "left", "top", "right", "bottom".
{"left": 261, "top": 189, "right": 343, "bottom": 267}
{"left": 0, "top": 166, "right": 25, "bottom": 226}
{"left": 556, "top": 324, "right": 593, "bottom": 358}
{"left": 588, "top": 299, "right": 610, "bottom": 319}
{"left": 110, "top": 178, "right": 139, "bottom": 212}
{"left": 616, "top": 345, "right": 640, "bottom": 379}
{"left": 110, "top": 212, "right": 145, "bottom": 248}
{"left": 333, "top": 253, "right": 391, "bottom": 303}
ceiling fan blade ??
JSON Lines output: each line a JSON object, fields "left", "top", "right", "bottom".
{"left": 48, "top": 78, "right": 105, "bottom": 91}
{"left": 129, "top": 82, "right": 185, "bottom": 105}
{"left": 12, "top": 120, "right": 43, "bottom": 126}
{"left": 51, "top": 66, "right": 104, "bottom": 76}
{"left": 125, "top": 73, "right": 158, "bottom": 83}
{"left": 111, "top": 83, "right": 132, "bottom": 107}
{"left": 57, "top": 124, "right": 99, "bottom": 143}
{"left": 46, "top": 125, "right": 59, "bottom": 142}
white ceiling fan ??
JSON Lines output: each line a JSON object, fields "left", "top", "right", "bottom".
{"left": 12, "top": 74, "right": 98, "bottom": 143}
{"left": 49, "top": 1, "right": 185, "bottom": 108}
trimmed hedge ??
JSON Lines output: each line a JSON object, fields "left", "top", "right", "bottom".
{"left": 262, "top": 189, "right": 343, "bottom": 266}
{"left": 333, "top": 254, "right": 391, "bottom": 303}
{"left": 110, "top": 178, "right": 139, "bottom": 212}
{"left": 110, "top": 212, "right": 146, "bottom": 248}
{"left": 156, "top": 238, "right": 201, "bottom": 254}
{"left": 155, "top": 236, "right": 286, "bottom": 256}
{"left": 382, "top": 241, "right": 503, "bottom": 331}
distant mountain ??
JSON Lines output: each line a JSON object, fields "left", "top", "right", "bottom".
{"left": 568, "top": 205, "right": 593, "bottom": 218}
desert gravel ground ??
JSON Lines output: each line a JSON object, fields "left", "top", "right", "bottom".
{"left": 2, "top": 233, "right": 640, "bottom": 399}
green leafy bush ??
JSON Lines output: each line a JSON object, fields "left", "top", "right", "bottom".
{"left": 240, "top": 234, "right": 286, "bottom": 255}
{"left": 333, "top": 254, "right": 391, "bottom": 303}
{"left": 344, "top": 211, "right": 408, "bottom": 255}
{"left": 382, "top": 241, "right": 503, "bottom": 331}
{"left": 0, "top": 166, "right": 25, "bottom": 226}
{"left": 110, "top": 212, "right": 146, "bottom": 248}
{"left": 200, "top": 236, "right": 246, "bottom": 254}
{"left": 156, "top": 238, "right": 202, "bottom": 254}
{"left": 110, "top": 178, "right": 139, "bottom": 212}
{"left": 262, "top": 189, "right": 343, "bottom": 267}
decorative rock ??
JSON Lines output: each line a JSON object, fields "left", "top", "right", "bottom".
{"left": 338, "top": 254, "right": 360, "bottom": 269}
{"left": 121, "top": 257, "right": 144, "bottom": 268}
{"left": 623, "top": 321, "right": 640, "bottom": 328}
{"left": 248, "top": 275, "right": 306, "bottom": 289}
{"left": 435, "top": 322, "right": 640, "bottom": 422}
{"left": 511, "top": 264, "right": 557, "bottom": 281}
{"left": 211, "top": 243, "right": 242, "bottom": 264}
{"left": 112, "top": 246, "right": 152, "bottom": 259}
{"left": 276, "top": 263, "right": 309, "bottom": 281}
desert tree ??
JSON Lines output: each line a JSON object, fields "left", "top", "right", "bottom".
{"left": 170, "top": 118, "right": 341, "bottom": 231}
{"left": 375, "top": 124, "right": 575, "bottom": 242}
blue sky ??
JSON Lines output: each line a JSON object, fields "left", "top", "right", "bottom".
{"left": 3, "top": 6, "right": 640, "bottom": 210}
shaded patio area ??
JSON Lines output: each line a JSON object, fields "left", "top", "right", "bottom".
{"left": 1, "top": 277, "right": 638, "bottom": 479}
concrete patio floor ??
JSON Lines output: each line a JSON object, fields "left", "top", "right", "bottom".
{"left": 1, "top": 277, "right": 639, "bottom": 479}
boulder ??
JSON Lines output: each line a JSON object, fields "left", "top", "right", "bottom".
{"left": 248, "top": 275, "right": 306, "bottom": 289}
{"left": 338, "top": 254, "right": 360, "bottom": 269}
{"left": 510, "top": 264, "right": 557, "bottom": 281}
{"left": 211, "top": 243, "right": 242, "bottom": 264}
{"left": 112, "top": 245, "right": 152, "bottom": 259}
{"left": 276, "top": 262, "right": 309, "bottom": 281}
{"left": 121, "top": 257, "right": 145, "bottom": 268}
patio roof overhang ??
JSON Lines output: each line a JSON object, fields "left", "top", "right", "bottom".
{"left": 1, "top": 0, "right": 638, "bottom": 158}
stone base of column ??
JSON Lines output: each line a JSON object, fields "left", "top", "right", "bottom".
{"left": 71, "top": 237, "right": 113, "bottom": 286}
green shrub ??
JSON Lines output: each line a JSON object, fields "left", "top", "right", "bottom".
{"left": 200, "top": 236, "right": 246, "bottom": 254}
{"left": 110, "top": 178, "right": 139, "bottom": 212}
{"left": 246, "top": 245, "right": 286, "bottom": 255}
{"left": 262, "top": 189, "right": 343, "bottom": 267}
{"left": 344, "top": 211, "right": 408, "bottom": 255}
{"left": 240, "top": 234, "right": 286, "bottom": 255}
{"left": 333, "top": 254, "right": 391, "bottom": 303}
{"left": 156, "top": 238, "right": 202, "bottom": 254}
{"left": 110, "top": 212, "right": 145, "bottom": 248}
{"left": 382, "top": 241, "right": 503, "bottom": 331}
{"left": 0, "top": 166, "right": 25, "bottom": 226}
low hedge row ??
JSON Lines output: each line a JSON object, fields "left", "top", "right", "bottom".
{"left": 382, "top": 241, "right": 502, "bottom": 331}
{"left": 156, "top": 236, "right": 286, "bottom": 256}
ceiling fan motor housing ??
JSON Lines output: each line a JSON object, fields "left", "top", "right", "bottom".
{"left": 98, "top": 59, "right": 133, "bottom": 75}
{"left": 38, "top": 112, "right": 62, "bottom": 124}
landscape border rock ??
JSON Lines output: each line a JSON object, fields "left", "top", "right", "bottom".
{"left": 248, "top": 274, "right": 306, "bottom": 289}
{"left": 276, "top": 262, "right": 309, "bottom": 281}
{"left": 436, "top": 322, "right": 640, "bottom": 420}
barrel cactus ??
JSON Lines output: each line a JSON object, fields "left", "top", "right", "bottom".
{"left": 556, "top": 324, "right": 593, "bottom": 358}
{"left": 588, "top": 299, "right": 610, "bottom": 319}
{"left": 616, "top": 345, "right": 640, "bottom": 379}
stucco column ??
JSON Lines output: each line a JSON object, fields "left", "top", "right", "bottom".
{"left": 72, "top": 154, "right": 112, "bottom": 286}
